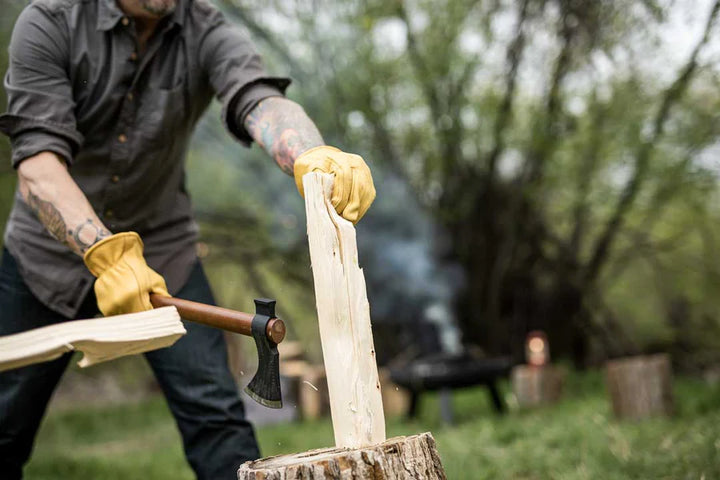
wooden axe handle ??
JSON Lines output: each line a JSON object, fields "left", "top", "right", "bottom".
{"left": 149, "top": 294, "right": 286, "bottom": 344}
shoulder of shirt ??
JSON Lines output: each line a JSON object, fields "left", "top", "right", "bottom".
{"left": 29, "top": 0, "right": 90, "bottom": 14}
{"left": 188, "top": 0, "right": 223, "bottom": 22}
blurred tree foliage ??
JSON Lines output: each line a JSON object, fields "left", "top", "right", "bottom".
{"left": 218, "top": 0, "right": 720, "bottom": 368}
{"left": 0, "top": 1, "right": 21, "bottom": 235}
{"left": 1, "top": 0, "right": 719, "bottom": 371}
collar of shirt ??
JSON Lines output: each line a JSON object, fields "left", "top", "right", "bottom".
{"left": 96, "top": 0, "right": 186, "bottom": 31}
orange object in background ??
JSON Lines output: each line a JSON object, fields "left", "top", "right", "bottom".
{"left": 525, "top": 330, "right": 550, "bottom": 366}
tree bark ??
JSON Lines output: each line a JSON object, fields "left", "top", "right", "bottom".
{"left": 511, "top": 365, "right": 565, "bottom": 408}
{"left": 606, "top": 354, "right": 674, "bottom": 420}
{"left": 237, "top": 433, "right": 446, "bottom": 480}
{"left": 583, "top": 0, "right": 720, "bottom": 287}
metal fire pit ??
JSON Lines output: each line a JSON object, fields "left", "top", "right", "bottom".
{"left": 390, "top": 352, "right": 514, "bottom": 420}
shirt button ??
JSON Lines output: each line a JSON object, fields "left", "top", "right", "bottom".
{"left": 118, "top": 134, "right": 127, "bottom": 143}
{"left": 126, "top": 92, "right": 134, "bottom": 101}
{"left": 105, "top": 209, "right": 114, "bottom": 218}
{"left": 121, "top": 17, "right": 129, "bottom": 26}
{"left": 111, "top": 175, "right": 120, "bottom": 183}
{"left": 129, "top": 52, "right": 138, "bottom": 61}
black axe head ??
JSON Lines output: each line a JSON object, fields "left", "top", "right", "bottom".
{"left": 244, "top": 298, "right": 283, "bottom": 409}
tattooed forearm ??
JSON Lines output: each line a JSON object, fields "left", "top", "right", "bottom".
{"left": 18, "top": 151, "right": 112, "bottom": 256}
{"left": 244, "top": 97, "right": 324, "bottom": 175}
{"left": 25, "top": 191, "right": 110, "bottom": 254}
{"left": 72, "top": 219, "right": 111, "bottom": 252}
{"left": 26, "top": 191, "right": 68, "bottom": 244}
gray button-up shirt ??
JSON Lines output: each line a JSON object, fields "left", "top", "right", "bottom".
{"left": 0, "top": 0, "right": 290, "bottom": 318}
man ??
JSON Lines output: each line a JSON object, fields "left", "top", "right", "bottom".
{"left": 0, "top": 0, "right": 375, "bottom": 478}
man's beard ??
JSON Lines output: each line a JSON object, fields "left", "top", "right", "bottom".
{"left": 138, "top": 0, "right": 177, "bottom": 16}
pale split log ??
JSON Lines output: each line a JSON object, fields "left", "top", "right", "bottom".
{"left": 302, "top": 172, "right": 386, "bottom": 448}
{"left": 606, "top": 353, "right": 674, "bottom": 420}
{"left": 0, "top": 307, "right": 185, "bottom": 372}
{"left": 511, "top": 365, "right": 566, "bottom": 408}
{"left": 237, "top": 432, "right": 447, "bottom": 480}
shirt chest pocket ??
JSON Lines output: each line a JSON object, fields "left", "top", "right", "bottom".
{"left": 135, "top": 82, "right": 188, "bottom": 154}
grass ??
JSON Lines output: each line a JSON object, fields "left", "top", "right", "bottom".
{"left": 25, "top": 370, "right": 720, "bottom": 479}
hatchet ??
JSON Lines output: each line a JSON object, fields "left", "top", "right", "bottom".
{"left": 150, "top": 294, "right": 285, "bottom": 408}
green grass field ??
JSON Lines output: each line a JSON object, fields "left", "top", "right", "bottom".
{"left": 25, "top": 370, "right": 720, "bottom": 479}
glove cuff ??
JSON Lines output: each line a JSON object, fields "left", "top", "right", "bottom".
{"left": 295, "top": 145, "right": 340, "bottom": 163}
{"left": 293, "top": 146, "right": 342, "bottom": 197}
{"left": 83, "top": 232, "right": 144, "bottom": 277}
{"left": 294, "top": 145, "right": 340, "bottom": 172}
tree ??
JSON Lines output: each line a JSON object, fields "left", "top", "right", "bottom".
{"left": 0, "top": 1, "right": 23, "bottom": 239}
{"left": 220, "top": 0, "right": 720, "bottom": 366}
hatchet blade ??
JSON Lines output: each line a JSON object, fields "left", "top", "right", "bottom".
{"left": 244, "top": 298, "right": 283, "bottom": 409}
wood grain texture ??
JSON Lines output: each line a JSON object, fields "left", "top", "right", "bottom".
{"left": 511, "top": 365, "right": 566, "bottom": 408}
{"left": 237, "top": 432, "right": 447, "bottom": 480}
{"left": 0, "top": 307, "right": 185, "bottom": 372}
{"left": 302, "top": 172, "right": 386, "bottom": 448}
{"left": 606, "top": 354, "right": 674, "bottom": 420}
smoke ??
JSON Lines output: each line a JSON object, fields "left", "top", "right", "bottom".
{"left": 357, "top": 171, "right": 465, "bottom": 356}
{"left": 190, "top": 110, "right": 466, "bottom": 358}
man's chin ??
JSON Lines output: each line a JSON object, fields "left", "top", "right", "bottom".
{"left": 140, "top": 0, "right": 177, "bottom": 17}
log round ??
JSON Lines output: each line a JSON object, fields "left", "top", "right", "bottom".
{"left": 237, "top": 433, "right": 447, "bottom": 480}
{"left": 606, "top": 353, "right": 674, "bottom": 420}
{"left": 511, "top": 365, "right": 566, "bottom": 408}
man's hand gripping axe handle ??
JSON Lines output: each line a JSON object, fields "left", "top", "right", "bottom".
{"left": 150, "top": 294, "right": 285, "bottom": 408}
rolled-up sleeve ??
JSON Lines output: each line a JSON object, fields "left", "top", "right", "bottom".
{"left": 0, "top": 5, "right": 83, "bottom": 168}
{"left": 199, "top": 9, "right": 291, "bottom": 146}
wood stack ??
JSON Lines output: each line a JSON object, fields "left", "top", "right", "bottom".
{"left": 238, "top": 173, "right": 446, "bottom": 479}
{"left": 276, "top": 342, "right": 330, "bottom": 420}
{"left": 378, "top": 367, "right": 411, "bottom": 417}
{"left": 606, "top": 354, "right": 674, "bottom": 420}
{"left": 296, "top": 365, "right": 330, "bottom": 420}
{"left": 281, "top": 364, "right": 410, "bottom": 420}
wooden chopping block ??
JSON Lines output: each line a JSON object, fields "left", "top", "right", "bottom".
{"left": 511, "top": 364, "right": 566, "bottom": 408}
{"left": 238, "top": 433, "right": 446, "bottom": 479}
{"left": 606, "top": 353, "right": 674, "bottom": 420}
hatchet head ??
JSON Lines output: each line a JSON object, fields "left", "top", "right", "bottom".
{"left": 244, "top": 298, "right": 283, "bottom": 409}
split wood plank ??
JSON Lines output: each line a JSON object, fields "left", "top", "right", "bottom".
{"left": 0, "top": 307, "right": 185, "bottom": 372}
{"left": 302, "top": 172, "right": 386, "bottom": 449}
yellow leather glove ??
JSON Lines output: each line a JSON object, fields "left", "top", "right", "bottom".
{"left": 293, "top": 146, "right": 376, "bottom": 224}
{"left": 83, "top": 232, "right": 169, "bottom": 316}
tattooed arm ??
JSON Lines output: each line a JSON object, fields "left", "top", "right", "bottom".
{"left": 243, "top": 96, "right": 376, "bottom": 222}
{"left": 17, "top": 151, "right": 111, "bottom": 255}
{"left": 243, "top": 97, "right": 325, "bottom": 175}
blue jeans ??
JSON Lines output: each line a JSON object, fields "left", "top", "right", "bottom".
{"left": 0, "top": 248, "right": 260, "bottom": 479}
